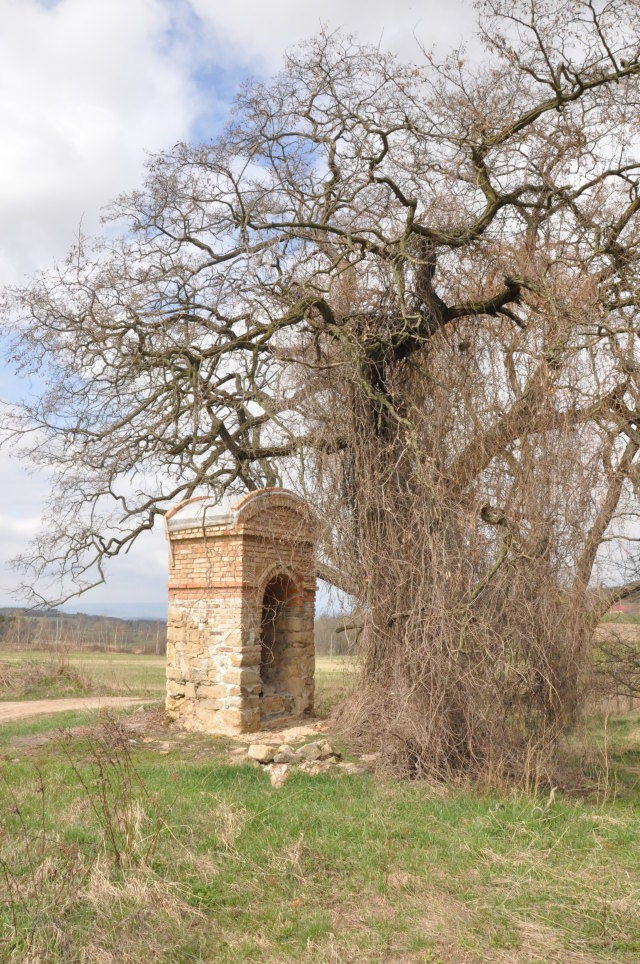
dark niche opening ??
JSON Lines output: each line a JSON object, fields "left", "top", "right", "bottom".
{"left": 259, "top": 573, "right": 295, "bottom": 721}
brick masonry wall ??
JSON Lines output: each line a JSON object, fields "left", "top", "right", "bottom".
{"left": 165, "top": 490, "right": 316, "bottom": 735}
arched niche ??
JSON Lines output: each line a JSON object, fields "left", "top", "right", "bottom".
{"left": 259, "top": 573, "right": 303, "bottom": 722}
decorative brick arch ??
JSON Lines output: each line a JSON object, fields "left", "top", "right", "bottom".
{"left": 164, "top": 489, "right": 316, "bottom": 734}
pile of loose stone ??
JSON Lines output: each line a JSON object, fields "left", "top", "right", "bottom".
{"left": 246, "top": 737, "right": 371, "bottom": 782}
{"left": 230, "top": 732, "right": 372, "bottom": 785}
{"left": 247, "top": 737, "right": 342, "bottom": 774}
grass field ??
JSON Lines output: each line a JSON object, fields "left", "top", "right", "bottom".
{"left": 0, "top": 649, "right": 166, "bottom": 700}
{"left": 0, "top": 650, "right": 352, "bottom": 702}
{"left": 1, "top": 650, "right": 639, "bottom": 961}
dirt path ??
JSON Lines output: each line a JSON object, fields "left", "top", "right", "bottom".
{"left": 0, "top": 696, "right": 153, "bottom": 724}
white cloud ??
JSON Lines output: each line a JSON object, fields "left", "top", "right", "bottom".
{"left": 189, "top": 0, "right": 477, "bottom": 72}
{"left": 0, "top": 0, "right": 478, "bottom": 288}
{"left": 0, "top": 0, "right": 478, "bottom": 286}
{"left": 0, "top": 0, "right": 198, "bottom": 285}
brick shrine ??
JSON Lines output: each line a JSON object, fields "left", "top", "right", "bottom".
{"left": 164, "top": 488, "right": 316, "bottom": 734}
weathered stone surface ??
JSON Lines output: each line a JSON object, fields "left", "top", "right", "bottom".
{"left": 226, "top": 681, "right": 262, "bottom": 698}
{"left": 196, "top": 683, "right": 226, "bottom": 699}
{"left": 166, "top": 680, "right": 186, "bottom": 698}
{"left": 273, "top": 744, "right": 297, "bottom": 764}
{"left": 296, "top": 742, "right": 322, "bottom": 762}
{"left": 281, "top": 617, "right": 307, "bottom": 633}
{"left": 193, "top": 708, "right": 253, "bottom": 735}
{"left": 260, "top": 694, "right": 290, "bottom": 714}
{"left": 317, "top": 739, "right": 341, "bottom": 760}
{"left": 229, "top": 650, "right": 261, "bottom": 668}
{"left": 165, "top": 696, "right": 183, "bottom": 715}
{"left": 285, "top": 678, "right": 305, "bottom": 698}
{"left": 225, "top": 667, "right": 261, "bottom": 687}
{"left": 248, "top": 744, "right": 275, "bottom": 763}
{"left": 302, "top": 758, "right": 335, "bottom": 775}
{"left": 320, "top": 756, "right": 337, "bottom": 769}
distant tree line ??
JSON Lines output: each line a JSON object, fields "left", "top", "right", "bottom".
{"left": 0, "top": 609, "right": 167, "bottom": 654}
{"left": 0, "top": 608, "right": 353, "bottom": 658}
{"left": 314, "top": 614, "right": 359, "bottom": 657}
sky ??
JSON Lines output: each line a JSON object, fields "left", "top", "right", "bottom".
{"left": 0, "top": 0, "right": 478, "bottom": 618}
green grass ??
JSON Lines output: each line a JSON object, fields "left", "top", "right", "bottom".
{"left": 313, "top": 654, "right": 355, "bottom": 717}
{"left": 1, "top": 655, "right": 640, "bottom": 960}
{"left": 2, "top": 720, "right": 640, "bottom": 961}
{"left": 0, "top": 709, "right": 115, "bottom": 753}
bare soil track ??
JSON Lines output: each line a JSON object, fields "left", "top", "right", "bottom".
{"left": 0, "top": 696, "right": 152, "bottom": 724}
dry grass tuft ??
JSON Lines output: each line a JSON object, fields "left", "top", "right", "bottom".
{"left": 0, "top": 652, "right": 95, "bottom": 700}
{"left": 214, "top": 798, "right": 248, "bottom": 851}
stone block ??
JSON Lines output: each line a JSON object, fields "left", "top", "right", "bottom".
{"left": 297, "top": 742, "right": 322, "bottom": 762}
{"left": 222, "top": 695, "right": 249, "bottom": 709}
{"left": 274, "top": 745, "right": 297, "bottom": 764}
{"left": 226, "top": 683, "right": 262, "bottom": 698}
{"left": 196, "top": 683, "right": 226, "bottom": 699}
{"left": 260, "top": 694, "right": 291, "bottom": 716}
{"left": 205, "top": 709, "right": 244, "bottom": 734}
{"left": 224, "top": 667, "right": 261, "bottom": 687}
{"left": 229, "top": 648, "right": 261, "bottom": 668}
{"left": 317, "top": 739, "right": 340, "bottom": 760}
{"left": 194, "top": 698, "right": 224, "bottom": 712}
{"left": 280, "top": 617, "right": 308, "bottom": 633}
{"left": 247, "top": 744, "right": 275, "bottom": 763}
{"left": 283, "top": 677, "right": 305, "bottom": 698}
{"left": 166, "top": 680, "right": 186, "bottom": 698}
{"left": 219, "top": 629, "right": 244, "bottom": 647}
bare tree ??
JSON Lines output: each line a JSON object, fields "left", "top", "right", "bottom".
{"left": 3, "top": 0, "right": 640, "bottom": 775}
